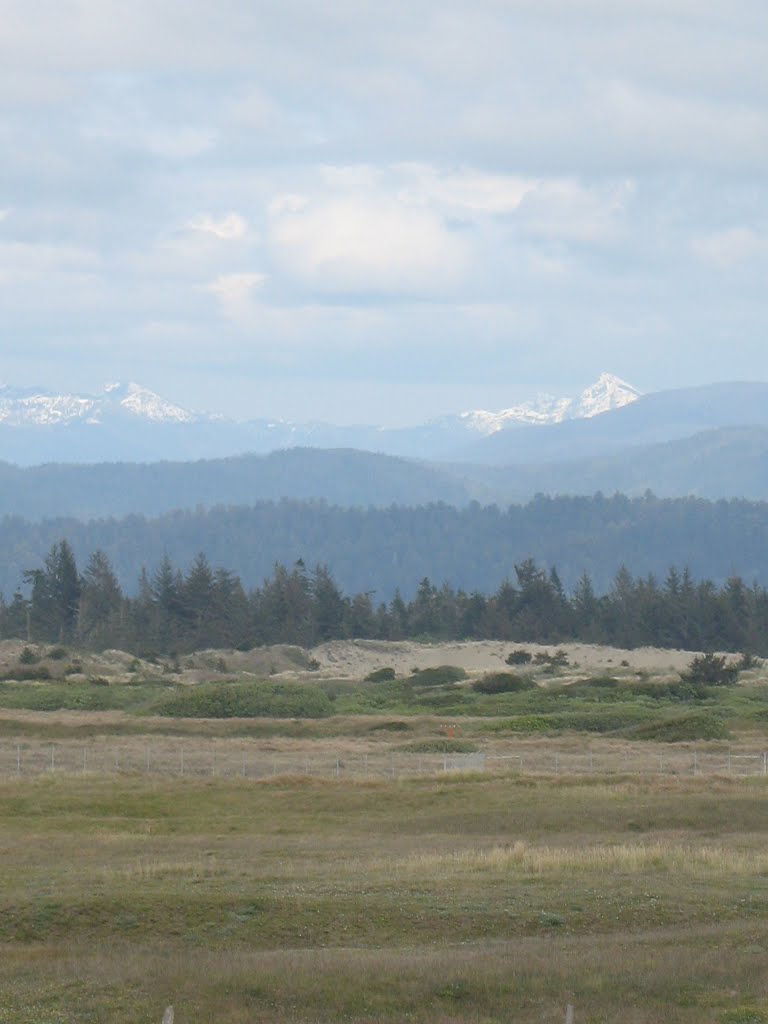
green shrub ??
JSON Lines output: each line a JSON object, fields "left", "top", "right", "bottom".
{"left": 627, "top": 711, "right": 730, "bottom": 742}
{"left": 365, "top": 666, "right": 396, "bottom": 682}
{"left": 533, "top": 649, "right": 569, "bottom": 667}
{"left": 400, "top": 738, "right": 479, "bottom": 754}
{"left": 47, "top": 646, "right": 68, "bottom": 661}
{"left": 0, "top": 665, "right": 51, "bottom": 681}
{"left": 472, "top": 672, "right": 535, "bottom": 694}
{"left": 629, "top": 680, "right": 706, "bottom": 702}
{"left": 505, "top": 649, "right": 532, "bottom": 665}
{"left": 368, "top": 720, "right": 410, "bottom": 731}
{"left": 490, "top": 715, "right": 553, "bottom": 733}
{"left": 409, "top": 665, "right": 468, "bottom": 687}
{"left": 152, "top": 681, "right": 333, "bottom": 719}
{"left": 737, "top": 652, "right": 762, "bottom": 671}
{"left": 18, "top": 646, "right": 39, "bottom": 665}
{"left": 681, "top": 653, "right": 740, "bottom": 687}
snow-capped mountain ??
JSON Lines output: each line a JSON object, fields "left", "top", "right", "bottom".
{"left": 458, "top": 373, "right": 641, "bottom": 436}
{"left": 0, "top": 373, "right": 642, "bottom": 465}
{"left": 0, "top": 382, "right": 198, "bottom": 427}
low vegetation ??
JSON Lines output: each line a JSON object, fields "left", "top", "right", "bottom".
{"left": 0, "top": 636, "right": 765, "bottom": 1020}
{"left": 1, "top": 772, "right": 768, "bottom": 1022}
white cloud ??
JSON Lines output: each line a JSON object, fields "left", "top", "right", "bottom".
{"left": 187, "top": 212, "right": 248, "bottom": 240}
{"left": 691, "top": 227, "right": 768, "bottom": 269}
{"left": 207, "top": 272, "right": 267, "bottom": 318}
{"left": 395, "top": 165, "right": 538, "bottom": 214}
{"left": 269, "top": 196, "right": 466, "bottom": 294}
{"left": 267, "top": 194, "right": 310, "bottom": 217}
{"left": 515, "top": 180, "right": 635, "bottom": 244}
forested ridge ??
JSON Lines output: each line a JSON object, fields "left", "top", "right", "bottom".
{"left": 2, "top": 492, "right": 768, "bottom": 604}
{"left": 3, "top": 540, "right": 768, "bottom": 656}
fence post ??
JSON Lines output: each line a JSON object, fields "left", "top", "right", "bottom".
{"left": 764, "top": 752, "right": 767, "bottom": 777}
{"left": 16, "top": 744, "right": 21, "bottom": 776}
{"left": 83, "top": 747, "right": 87, "bottom": 775}
{"left": 50, "top": 746, "right": 55, "bottom": 773}
{"left": 565, "top": 1005, "right": 574, "bottom": 1024}
{"left": 693, "top": 751, "right": 698, "bottom": 775}
{"left": 180, "top": 748, "right": 184, "bottom": 776}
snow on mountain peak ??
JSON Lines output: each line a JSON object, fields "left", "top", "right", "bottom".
{"left": 0, "top": 382, "right": 198, "bottom": 427}
{"left": 112, "top": 382, "right": 197, "bottom": 423}
{"left": 573, "top": 373, "right": 641, "bottom": 419}
{"left": 460, "top": 373, "right": 642, "bottom": 435}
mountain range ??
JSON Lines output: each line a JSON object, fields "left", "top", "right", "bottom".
{"left": 0, "top": 373, "right": 640, "bottom": 465}
{"left": 1, "top": 375, "right": 768, "bottom": 516}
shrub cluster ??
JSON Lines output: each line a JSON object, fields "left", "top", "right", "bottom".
{"left": 472, "top": 672, "right": 535, "bottom": 694}
{"left": 152, "top": 681, "right": 333, "bottom": 719}
{"left": 408, "top": 665, "right": 467, "bottom": 687}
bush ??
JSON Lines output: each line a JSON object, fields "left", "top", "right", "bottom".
{"left": 681, "top": 653, "right": 740, "bottom": 687}
{"left": 365, "top": 667, "right": 396, "bottom": 682}
{"left": 737, "top": 652, "right": 762, "bottom": 671}
{"left": 400, "top": 739, "right": 479, "bottom": 754}
{"left": 490, "top": 715, "right": 552, "bottom": 733}
{"left": 0, "top": 665, "right": 51, "bottom": 681}
{"left": 18, "top": 647, "right": 39, "bottom": 665}
{"left": 47, "top": 646, "right": 68, "bottom": 661}
{"left": 152, "top": 681, "right": 333, "bottom": 719}
{"left": 627, "top": 711, "right": 730, "bottom": 742}
{"left": 472, "top": 672, "right": 535, "bottom": 694}
{"left": 533, "top": 649, "right": 569, "bottom": 667}
{"left": 505, "top": 649, "right": 532, "bottom": 666}
{"left": 409, "top": 665, "right": 468, "bottom": 687}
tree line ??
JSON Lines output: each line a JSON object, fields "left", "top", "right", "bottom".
{"left": 1, "top": 540, "right": 766, "bottom": 656}
{"left": 3, "top": 493, "right": 768, "bottom": 606}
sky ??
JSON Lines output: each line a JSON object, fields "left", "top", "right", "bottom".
{"left": 1, "top": 0, "right": 767, "bottom": 426}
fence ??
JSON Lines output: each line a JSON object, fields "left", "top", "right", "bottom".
{"left": 2, "top": 742, "right": 768, "bottom": 780}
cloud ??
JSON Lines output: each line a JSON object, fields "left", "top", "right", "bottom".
{"left": 207, "top": 272, "right": 267, "bottom": 318}
{"left": 515, "top": 179, "right": 635, "bottom": 244}
{"left": 187, "top": 212, "right": 248, "bottom": 240}
{"left": 269, "top": 196, "right": 466, "bottom": 295}
{"left": 691, "top": 227, "right": 768, "bottom": 270}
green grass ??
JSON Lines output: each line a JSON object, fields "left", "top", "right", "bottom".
{"left": 2, "top": 652, "right": 768, "bottom": 1019}
{"left": 1, "top": 773, "right": 768, "bottom": 1020}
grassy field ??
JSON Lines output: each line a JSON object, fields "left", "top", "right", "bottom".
{"left": 2, "top": 771, "right": 768, "bottom": 1023}
{"left": 2, "top": 639, "right": 768, "bottom": 1022}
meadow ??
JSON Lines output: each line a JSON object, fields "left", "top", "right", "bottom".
{"left": 1, "top": 639, "right": 768, "bottom": 1022}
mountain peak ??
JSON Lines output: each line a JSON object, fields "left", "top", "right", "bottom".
{"left": 460, "top": 373, "right": 642, "bottom": 435}
{"left": 574, "top": 373, "right": 642, "bottom": 419}
{"left": 0, "top": 382, "right": 198, "bottom": 428}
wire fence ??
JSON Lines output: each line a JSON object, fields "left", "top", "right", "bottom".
{"left": 2, "top": 742, "right": 768, "bottom": 780}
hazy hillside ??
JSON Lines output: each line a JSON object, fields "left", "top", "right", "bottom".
{"left": 3, "top": 493, "right": 768, "bottom": 602}
{"left": 463, "top": 382, "right": 768, "bottom": 464}
{"left": 5, "top": 423, "right": 768, "bottom": 522}
{"left": 0, "top": 449, "right": 475, "bottom": 520}
{"left": 463, "top": 425, "right": 768, "bottom": 503}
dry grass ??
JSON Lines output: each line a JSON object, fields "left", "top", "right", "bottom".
{"left": 391, "top": 839, "right": 768, "bottom": 877}
{"left": 0, "top": 772, "right": 768, "bottom": 1020}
